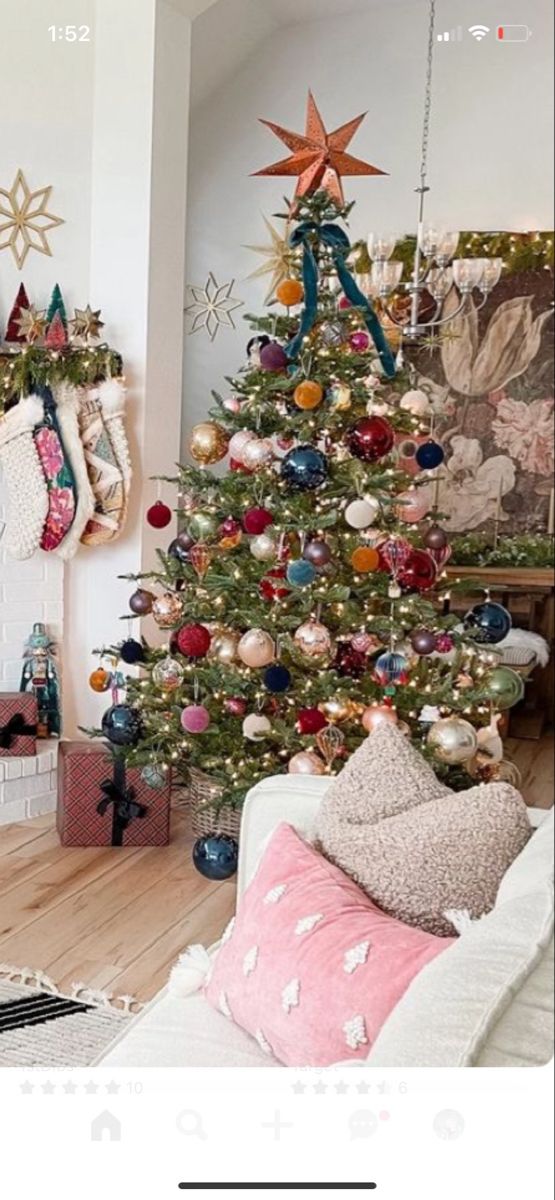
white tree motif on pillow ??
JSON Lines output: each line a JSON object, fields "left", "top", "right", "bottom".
{"left": 282, "top": 978, "right": 301, "bottom": 1013}
{"left": 218, "top": 991, "right": 232, "bottom": 1019}
{"left": 255, "top": 1028, "right": 274, "bottom": 1055}
{"left": 295, "top": 913, "right": 324, "bottom": 936}
{"left": 221, "top": 917, "right": 235, "bottom": 944}
{"left": 243, "top": 945, "right": 259, "bottom": 977}
{"left": 343, "top": 1014, "right": 368, "bottom": 1050}
{"left": 343, "top": 940, "right": 371, "bottom": 974}
{"left": 264, "top": 884, "right": 287, "bottom": 905}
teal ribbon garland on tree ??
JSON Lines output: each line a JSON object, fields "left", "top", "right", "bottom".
{"left": 287, "top": 221, "right": 397, "bottom": 378}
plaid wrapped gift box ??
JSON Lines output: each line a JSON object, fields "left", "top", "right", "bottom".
{"left": 0, "top": 693, "right": 38, "bottom": 757}
{"left": 57, "top": 741, "right": 171, "bottom": 847}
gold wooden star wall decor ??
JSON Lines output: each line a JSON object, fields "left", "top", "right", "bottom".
{"left": 0, "top": 169, "right": 64, "bottom": 269}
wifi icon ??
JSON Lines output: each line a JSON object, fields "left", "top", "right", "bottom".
{"left": 468, "top": 24, "right": 491, "bottom": 40}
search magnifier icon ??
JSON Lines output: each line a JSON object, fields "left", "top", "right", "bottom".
{"left": 176, "top": 1109, "right": 207, "bottom": 1139}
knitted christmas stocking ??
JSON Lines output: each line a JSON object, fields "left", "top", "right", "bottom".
{"left": 33, "top": 387, "right": 77, "bottom": 552}
{"left": 97, "top": 377, "right": 132, "bottom": 529}
{"left": 78, "top": 386, "right": 125, "bottom": 545}
{"left": 53, "top": 383, "right": 96, "bottom": 560}
{"left": 0, "top": 396, "right": 48, "bottom": 560}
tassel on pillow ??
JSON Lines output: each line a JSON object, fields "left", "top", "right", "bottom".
{"left": 168, "top": 944, "right": 213, "bottom": 997}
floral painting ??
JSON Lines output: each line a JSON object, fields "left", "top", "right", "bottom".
{"left": 406, "top": 252, "right": 554, "bottom": 535}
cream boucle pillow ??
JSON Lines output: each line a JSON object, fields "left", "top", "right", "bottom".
{"left": 316, "top": 725, "right": 531, "bottom": 937}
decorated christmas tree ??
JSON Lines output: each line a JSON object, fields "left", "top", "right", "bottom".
{"left": 92, "top": 94, "right": 524, "bottom": 827}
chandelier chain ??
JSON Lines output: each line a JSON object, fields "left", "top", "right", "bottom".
{"left": 419, "top": 0, "right": 436, "bottom": 187}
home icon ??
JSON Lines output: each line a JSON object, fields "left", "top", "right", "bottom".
{"left": 91, "top": 1110, "right": 122, "bottom": 1142}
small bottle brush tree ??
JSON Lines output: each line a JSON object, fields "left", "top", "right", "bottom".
{"left": 91, "top": 116, "right": 523, "bottom": 813}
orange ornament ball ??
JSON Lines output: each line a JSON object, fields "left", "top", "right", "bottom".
{"left": 351, "top": 546, "right": 380, "bottom": 573}
{"left": 89, "top": 668, "right": 111, "bottom": 693}
{"left": 294, "top": 380, "right": 324, "bottom": 410}
{"left": 276, "top": 279, "right": 304, "bottom": 307}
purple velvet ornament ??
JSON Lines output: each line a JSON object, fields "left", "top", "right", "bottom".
{"left": 410, "top": 629, "right": 438, "bottom": 655}
{"left": 259, "top": 341, "right": 289, "bottom": 372}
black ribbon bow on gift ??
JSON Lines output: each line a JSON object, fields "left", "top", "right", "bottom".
{"left": 97, "top": 762, "right": 148, "bottom": 846}
{"left": 0, "top": 712, "right": 38, "bottom": 750}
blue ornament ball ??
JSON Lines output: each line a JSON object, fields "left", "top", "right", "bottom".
{"left": 281, "top": 445, "right": 328, "bottom": 491}
{"left": 193, "top": 833, "right": 238, "bottom": 880}
{"left": 263, "top": 664, "right": 291, "bottom": 693}
{"left": 374, "top": 651, "right": 408, "bottom": 685}
{"left": 286, "top": 559, "right": 317, "bottom": 587}
{"left": 415, "top": 440, "right": 445, "bottom": 470}
{"left": 463, "top": 601, "right": 512, "bottom": 645}
{"left": 101, "top": 704, "right": 143, "bottom": 746}
{"left": 119, "top": 638, "right": 146, "bottom": 665}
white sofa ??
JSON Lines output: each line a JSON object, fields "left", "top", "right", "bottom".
{"left": 97, "top": 775, "right": 554, "bottom": 1069}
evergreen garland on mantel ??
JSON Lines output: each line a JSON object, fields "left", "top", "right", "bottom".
{"left": 0, "top": 345, "right": 123, "bottom": 414}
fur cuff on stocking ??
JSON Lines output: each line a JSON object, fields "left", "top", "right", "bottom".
{"left": 0, "top": 394, "right": 44, "bottom": 446}
{"left": 97, "top": 377, "right": 132, "bottom": 499}
{"left": 0, "top": 395, "right": 48, "bottom": 560}
{"left": 54, "top": 384, "right": 96, "bottom": 561}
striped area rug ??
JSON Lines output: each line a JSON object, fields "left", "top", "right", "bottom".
{"left": 0, "top": 967, "right": 141, "bottom": 1068}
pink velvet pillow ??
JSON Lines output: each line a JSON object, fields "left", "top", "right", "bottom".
{"left": 205, "top": 823, "right": 453, "bottom": 1067}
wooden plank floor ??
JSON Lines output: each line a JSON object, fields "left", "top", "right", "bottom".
{"left": 0, "top": 807, "right": 235, "bottom": 1003}
{"left": 0, "top": 735, "right": 552, "bottom": 1004}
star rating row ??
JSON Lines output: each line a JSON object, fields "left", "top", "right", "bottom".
{"left": 292, "top": 1079, "right": 397, "bottom": 1096}
{"left": 20, "top": 1079, "right": 121, "bottom": 1096}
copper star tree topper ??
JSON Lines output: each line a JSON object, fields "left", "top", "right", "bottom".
{"left": 253, "top": 90, "right": 386, "bottom": 206}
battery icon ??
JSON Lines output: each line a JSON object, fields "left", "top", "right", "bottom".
{"left": 497, "top": 24, "right": 531, "bottom": 41}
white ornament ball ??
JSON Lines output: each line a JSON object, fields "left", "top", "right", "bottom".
{"left": 400, "top": 389, "right": 431, "bottom": 417}
{"left": 237, "top": 628, "right": 276, "bottom": 668}
{"left": 242, "top": 437, "right": 274, "bottom": 471}
{"left": 293, "top": 619, "right": 334, "bottom": 661}
{"left": 344, "top": 496, "right": 380, "bottom": 530}
{"left": 427, "top": 717, "right": 478, "bottom": 764}
{"left": 228, "top": 430, "right": 255, "bottom": 460}
{"left": 250, "top": 533, "right": 277, "bottom": 562}
{"left": 288, "top": 751, "right": 326, "bottom": 775}
{"left": 242, "top": 713, "right": 272, "bottom": 741}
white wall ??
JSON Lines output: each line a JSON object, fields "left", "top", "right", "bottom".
{"left": 1, "top": 0, "right": 192, "bottom": 740}
{"left": 182, "top": 0, "right": 554, "bottom": 442}
{"left": 0, "top": 0, "right": 94, "bottom": 700}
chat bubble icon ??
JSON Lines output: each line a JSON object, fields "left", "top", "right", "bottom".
{"left": 349, "top": 1109, "right": 379, "bottom": 1139}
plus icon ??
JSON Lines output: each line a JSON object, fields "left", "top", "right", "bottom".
{"left": 261, "top": 1110, "right": 294, "bottom": 1141}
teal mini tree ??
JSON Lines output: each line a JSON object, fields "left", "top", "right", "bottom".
{"left": 92, "top": 94, "right": 523, "bottom": 819}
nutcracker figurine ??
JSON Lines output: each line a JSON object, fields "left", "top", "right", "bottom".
{"left": 19, "top": 623, "right": 61, "bottom": 738}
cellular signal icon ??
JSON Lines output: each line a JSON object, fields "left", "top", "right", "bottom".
{"left": 468, "top": 24, "right": 491, "bottom": 40}
{"left": 437, "top": 26, "right": 463, "bottom": 41}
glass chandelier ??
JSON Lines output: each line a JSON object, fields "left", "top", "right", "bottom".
{"left": 366, "top": 0, "right": 503, "bottom": 339}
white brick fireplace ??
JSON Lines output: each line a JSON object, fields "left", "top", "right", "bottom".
{"left": 0, "top": 485, "right": 64, "bottom": 825}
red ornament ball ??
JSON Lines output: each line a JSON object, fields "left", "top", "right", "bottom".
{"left": 229, "top": 458, "right": 253, "bottom": 473}
{"left": 397, "top": 549, "right": 438, "bottom": 593}
{"left": 346, "top": 416, "right": 394, "bottom": 463}
{"left": 147, "top": 500, "right": 172, "bottom": 529}
{"left": 243, "top": 507, "right": 274, "bottom": 535}
{"left": 176, "top": 622, "right": 211, "bottom": 658}
{"left": 296, "top": 707, "right": 328, "bottom": 735}
{"left": 259, "top": 567, "right": 290, "bottom": 602}
{"left": 334, "top": 644, "right": 368, "bottom": 678}
{"left": 224, "top": 696, "right": 247, "bottom": 716}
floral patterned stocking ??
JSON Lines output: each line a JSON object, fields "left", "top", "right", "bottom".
{"left": 33, "top": 388, "right": 77, "bottom": 552}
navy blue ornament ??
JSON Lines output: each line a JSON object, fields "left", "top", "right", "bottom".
{"left": 263, "top": 664, "right": 291, "bottom": 693}
{"left": 415, "top": 440, "right": 445, "bottom": 470}
{"left": 281, "top": 445, "right": 328, "bottom": 491}
{"left": 101, "top": 704, "right": 143, "bottom": 746}
{"left": 119, "top": 638, "right": 146, "bottom": 665}
{"left": 463, "top": 601, "right": 512, "bottom": 645}
{"left": 286, "top": 559, "right": 316, "bottom": 587}
{"left": 193, "top": 833, "right": 238, "bottom": 880}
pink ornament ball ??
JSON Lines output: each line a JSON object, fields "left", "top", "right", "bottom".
{"left": 337, "top": 295, "right": 352, "bottom": 311}
{"left": 288, "top": 751, "right": 326, "bottom": 775}
{"left": 349, "top": 330, "right": 371, "bottom": 352}
{"left": 147, "top": 500, "right": 172, "bottom": 529}
{"left": 395, "top": 489, "right": 431, "bottom": 524}
{"left": 224, "top": 697, "right": 247, "bottom": 716}
{"left": 228, "top": 430, "right": 254, "bottom": 462}
{"left": 181, "top": 704, "right": 210, "bottom": 734}
{"left": 223, "top": 397, "right": 242, "bottom": 414}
